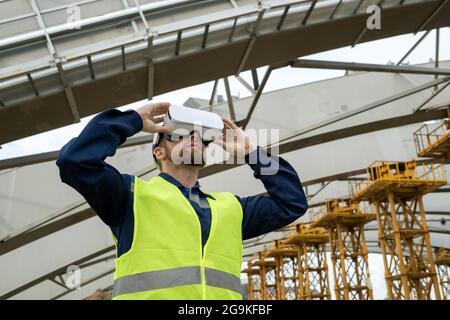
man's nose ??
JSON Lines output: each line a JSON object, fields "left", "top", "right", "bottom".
{"left": 190, "top": 131, "right": 201, "bottom": 142}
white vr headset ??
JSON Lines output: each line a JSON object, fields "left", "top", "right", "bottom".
{"left": 152, "top": 104, "right": 224, "bottom": 167}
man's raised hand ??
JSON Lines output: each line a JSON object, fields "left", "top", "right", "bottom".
{"left": 136, "top": 102, "right": 172, "bottom": 134}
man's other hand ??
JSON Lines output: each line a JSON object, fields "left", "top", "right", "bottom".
{"left": 136, "top": 102, "right": 172, "bottom": 134}
{"left": 214, "top": 117, "right": 256, "bottom": 158}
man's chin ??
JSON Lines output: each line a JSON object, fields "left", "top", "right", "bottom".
{"left": 188, "top": 154, "right": 206, "bottom": 167}
{"left": 186, "top": 162, "right": 206, "bottom": 168}
{"left": 172, "top": 153, "right": 206, "bottom": 167}
{"left": 189, "top": 145, "right": 203, "bottom": 153}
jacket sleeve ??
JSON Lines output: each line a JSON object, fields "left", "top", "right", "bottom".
{"left": 56, "top": 109, "right": 143, "bottom": 227}
{"left": 236, "top": 147, "right": 308, "bottom": 240}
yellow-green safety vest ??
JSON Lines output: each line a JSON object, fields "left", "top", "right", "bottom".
{"left": 112, "top": 175, "right": 243, "bottom": 300}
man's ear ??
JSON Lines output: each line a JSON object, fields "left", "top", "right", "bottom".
{"left": 153, "top": 145, "right": 166, "bottom": 162}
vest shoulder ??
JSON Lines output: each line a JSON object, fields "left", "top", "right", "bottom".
{"left": 134, "top": 175, "right": 163, "bottom": 185}
{"left": 134, "top": 176, "right": 170, "bottom": 191}
{"left": 206, "top": 191, "right": 238, "bottom": 202}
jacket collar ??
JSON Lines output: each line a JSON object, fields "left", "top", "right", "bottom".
{"left": 158, "top": 172, "right": 215, "bottom": 200}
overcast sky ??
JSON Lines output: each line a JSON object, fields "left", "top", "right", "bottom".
{"left": 0, "top": 28, "right": 449, "bottom": 161}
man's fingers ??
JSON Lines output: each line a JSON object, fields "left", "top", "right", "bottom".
{"left": 152, "top": 124, "right": 172, "bottom": 134}
{"left": 152, "top": 114, "right": 164, "bottom": 123}
{"left": 221, "top": 119, "right": 234, "bottom": 136}
{"left": 152, "top": 102, "right": 171, "bottom": 115}
{"left": 222, "top": 117, "right": 238, "bottom": 129}
{"left": 222, "top": 120, "right": 232, "bottom": 130}
{"left": 213, "top": 138, "right": 225, "bottom": 149}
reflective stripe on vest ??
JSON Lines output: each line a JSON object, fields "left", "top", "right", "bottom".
{"left": 204, "top": 267, "right": 242, "bottom": 294}
{"left": 112, "top": 267, "right": 242, "bottom": 298}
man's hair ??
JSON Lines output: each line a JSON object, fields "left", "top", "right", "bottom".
{"left": 153, "top": 138, "right": 167, "bottom": 170}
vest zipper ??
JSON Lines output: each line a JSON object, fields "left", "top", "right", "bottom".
{"left": 174, "top": 185, "right": 212, "bottom": 299}
{"left": 200, "top": 203, "right": 214, "bottom": 300}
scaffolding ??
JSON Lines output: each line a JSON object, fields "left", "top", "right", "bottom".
{"left": 241, "top": 258, "right": 262, "bottom": 300}
{"left": 311, "top": 198, "right": 375, "bottom": 300}
{"left": 413, "top": 107, "right": 450, "bottom": 159}
{"left": 350, "top": 160, "right": 447, "bottom": 299}
{"left": 251, "top": 253, "right": 277, "bottom": 300}
{"left": 264, "top": 240, "right": 299, "bottom": 300}
{"left": 282, "top": 224, "right": 331, "bottom": 300}
{"left": 434, "top": 248, "right": 450, "bottom": 300}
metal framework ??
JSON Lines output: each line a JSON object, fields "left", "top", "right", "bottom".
{"left": 311, "top": 198, "right": 375, "bottom": 300}
{"left": 282, "top": 224, "right": 331, "bottom": 300}
{"left": 413, "top": 107, "right": 450, "bottom": 159}
{"left": 277, "top": 76, "right": 450, "bottom": 143}
{"left": 351, "top": 160, "right": 447, "bottom": 299}
{"left": 434, "top": 248, "right": 450, "bottom": 299}
{"left": 251, "top": 253, "right": 277, "bottom": 300}
{"left": 264, "top": 240, "right": 299, "bottom": 300}
{"left": 241, "top": 258, "right": 262, "bottom": 300}
{"left": 1, "top": 0, "right": 450, "bottom": 144}
{"left": 1, "top": 108, "right": 447, "bottom": 173}
{"left": 291, "top": 59, "right": 450, "bottom": 76}
{"left": 0, "top": 246, "right": 115, "bottom": 300}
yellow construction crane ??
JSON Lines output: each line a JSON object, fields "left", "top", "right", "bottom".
{"left": 413, "top": 107, "right": 450, "bottom": 159}
{"left": 350, "top": 160, "right": 447, "bottom": 299}
{"left": 251, "top": 252, "right": 277, "bottom": 300}
{"left": 434, "top": 248, "right": 450, "bottom": 300}
{"left": 311, "top": 198, "right": 375, "bottom": 300}
{"left": 282, "top": 224, "right": 331, "bottom": 300}
{"left": 241, "top": 258, "right": 262, "bottom": 300}
{"left": 264, "top": 240, "right": 299, "bottom": 300}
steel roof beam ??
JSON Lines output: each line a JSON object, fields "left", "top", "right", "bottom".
{"left": 397, "top": 30, "right": 431, "bottom": 65}
{"left": 51, "top": 268, "right": 115, "bottom": 300}
{"left": 201, "top": 108, "right": 450, "bottom": 177}
{"left": 2, "top": 1, "right": 450, "bottom": 144}
{"left": 0, "top": 105, "right": 447, "bottom": 173}
{"left": 352, "top": 0, "right": 385, "bottom": 47}
{"left": 208, "top": 79, "right": 219, "bottom": 110}
{"left": 0, "top": 246, "right": 114, "bottom": 300}
{"left": 30, "top": 0, "right": 81, "bottom": 123}
{"left": 329, "top": 0, "right": 343, "bottom": 19}
{"left": 0, "top": 134, "right": 154, "bottom": 171}
{"left": 235, "top": 8, "right": 266, "bottom": 75}
{"left": 415, "top": 0, "right": 448, "bottom": 34}
{"left": 301, "top": 0, "right": 317, "bottom": 26}
{"left": 235, "top": 74, "right": 255, "bottom": 94}
{"left": 223, "top": 77, "right": 237, "bottom": 122}
{"left": 352, "top": 0, "right": 364, "bottom": 15}
{"left": 277, "top": 76, "right": 450, "bottom": 143}
{"left": 276, "top": 4, "right": 290, "bottom": 30}
{"left": 241, "top": 66, "right": 272, "bottom": 130}
{"left": 251, "top": 69, "right": 259, "bottom": 91}
{"left": 0, "top": 0, "right": 208, "bottom": 51}
{"left": 291, "top": 59, "right": 450, "bottom": 76}
{"left": 122, "top": 0, "right": 140, "bottom": 33}
{"left": 414, "top": 80, "right": 450, "bottom": 112}
{"left": 146, "top": 36, "right": 155, "bottom": 100}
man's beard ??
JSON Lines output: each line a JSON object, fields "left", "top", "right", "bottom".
{"left": 169, "top": 145, "right": 206, "bottom": 167}
{"left": 186, "top": 148, "right": 206, "bottom": 167}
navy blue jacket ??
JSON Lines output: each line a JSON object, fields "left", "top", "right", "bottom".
{"left": 56, "top": 109, "right": 308, "bottom": 257}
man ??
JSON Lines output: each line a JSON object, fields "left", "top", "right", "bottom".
{"left": 57, "top": 102, "right": 308, "bottom": 300}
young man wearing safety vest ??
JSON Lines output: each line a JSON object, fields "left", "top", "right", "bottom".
{"left": 57, "top": 102, "right": 308, "bottom": 300}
